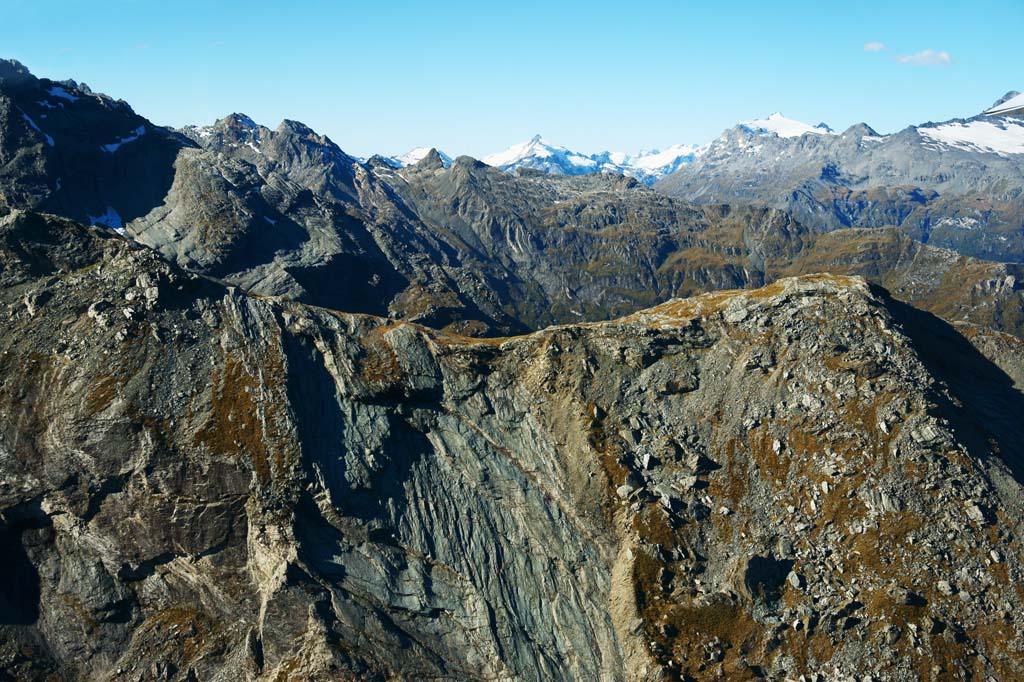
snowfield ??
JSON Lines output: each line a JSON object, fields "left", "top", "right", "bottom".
{"left": 739, "top": 113, "right": 835, "bottom": 138}
{"left": 919, "top": 119, "right": 1024, "bottom": 156}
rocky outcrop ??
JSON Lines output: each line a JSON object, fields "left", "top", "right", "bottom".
{"left": 2, "top": 212, "right": 1023, "bottom": 680}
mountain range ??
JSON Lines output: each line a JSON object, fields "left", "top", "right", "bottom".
{"left": 478, "top": 135, "right": 703, "bottom": 185}
{"left": 2, "top": 56, "right": 1024, "bottom": 681}
{"left": 657, "top": 97, "right": 1024, "bottom": 262}
{"left": 374, "top": 136, "right": 702, "bottom": 186}
{"left": 377, "top": 98, "right": 1024, "bottom": 207}
{"left": 1, "top": 57, "right": 1021, "bottom": 337}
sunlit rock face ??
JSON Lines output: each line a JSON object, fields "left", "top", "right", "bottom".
{"left": 2, "top": 214, "right": 1023, "bottom": 680}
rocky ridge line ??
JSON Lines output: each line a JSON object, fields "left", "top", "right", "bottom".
{"left": 0, "top": 212, "right": 1022, "bottom": 680}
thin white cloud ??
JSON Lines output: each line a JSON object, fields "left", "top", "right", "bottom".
{"left": 897, "top": 49, "right": 952, "bottom": 66}
{"left": 863, "top": 42, "right": 886, "bottom": 52}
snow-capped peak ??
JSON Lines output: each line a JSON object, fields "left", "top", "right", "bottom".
{"left": 739, "top": 113, "right": 836, "bottom": 138}
{"left": 481, "top": 136, "right": 700, "bottom": 184}
{"left": 392, "top": 146, "right": 453, "bottom": 168}
{"left": 483, "top": 135, "right": 596, "bottom": 170}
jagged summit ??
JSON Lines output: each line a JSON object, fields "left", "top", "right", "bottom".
{"left": 278, "top": 118, "right": 320, "bottom": 136}
{"left": 0, "top": 58, "right": 34, "bottom": 86}
{"left": 0, "top": 57, "right": 120, "bottom": 109}
{"left": 220, "top": 112, "right": 258, "bottom": 129}
{"left": 411, "top": 147, "right": 446, "bottom": 170}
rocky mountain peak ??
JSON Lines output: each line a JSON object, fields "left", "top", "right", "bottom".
{"left": 384, "top": 146, "right": 454, "bottom": 168}
{"left": 840, "top": 122, "right": 880, "bottom": 138}
{"left": 277, "top": 118, "right": 318, "bottom": 137}
{"left": 413, "top": 147, "right": 446, "bottom": 170}
{"left": 0, "top": 58, "right": 34, "bottom": 87}
{"left": 218, "top": 112, "right": 258, "bottom": 130}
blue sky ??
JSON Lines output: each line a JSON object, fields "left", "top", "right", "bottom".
{"left": 2, "top": 0, "right": 1021, "bottom": 158}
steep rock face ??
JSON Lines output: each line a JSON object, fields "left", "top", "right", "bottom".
{"left": 133, "top": 114, "right": 421, "bottom": 318}
{"left": 2, "top": 212, "right": 1023, "bottom": 680}
{"left": 0, "top": 59, "right": 187, "bottom": 228}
